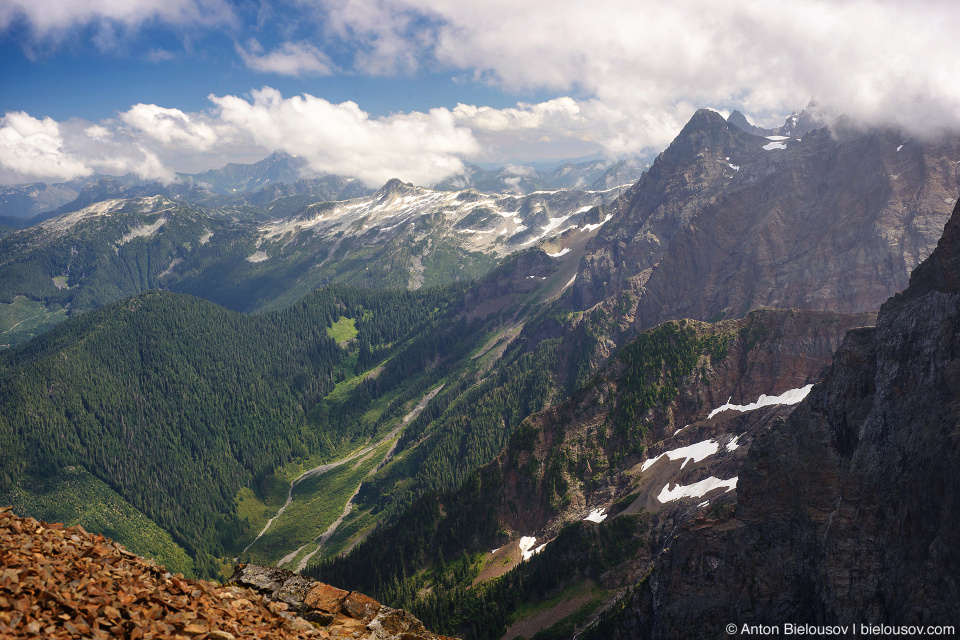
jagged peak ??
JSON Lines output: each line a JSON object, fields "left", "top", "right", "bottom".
{"left": 727, "top": 110, "right": 776, "bottom": 136}
{"left": 897, "top": 197, "right": 960, "bottom": 300}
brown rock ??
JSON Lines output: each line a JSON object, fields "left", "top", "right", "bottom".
{"left": 303, "top": 583, "right": 348, "bottom": 614}
{"left": 341, "top": 591, "right": 381, "bottom": 622}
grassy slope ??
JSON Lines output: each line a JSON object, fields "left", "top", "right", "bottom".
{"left": 0, "top": 296, "right": 67, "bottom": 348}
{"left": 0, "top": 465, "right": 195, "bottom": 576}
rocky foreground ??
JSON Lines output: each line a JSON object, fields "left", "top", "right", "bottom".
{"left": 0, "top": 506, "right": 455, "bottom": 640}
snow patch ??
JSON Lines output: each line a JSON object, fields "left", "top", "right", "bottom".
{"left": 246, "top": 250, "right": 270, "bottom": 263}
{"left": 763, "top": 141, "right": 787, "bottom": 151}
{"left": 765, "top": 135, "right": 791, "bottom": 141}
{"left": 519, "top": 536, "right": 546, "bottom": 561}
{"left": 547, "top": 247, "right": 571, "bottom": 257}
{"left": 707, "top": 384, "right": 813, "bottom": 419}
{"left": 641, "top": 438, "right": 720, "bottom": 472}
{"left": 897, "top": 144, "right": 904, "bottom": 152}
{"left": 657, "top": 476, "right": 738, "bottom": 503}
{"left": 728, "top": 163, "right": 740, "bottom": 171}
{"left": 584, "top": 508, "right": 607, "bottom": 523}
{"left": 726, "top": 435, "right": 742, "bottom": 452}
{"left": 582, "top": 213, "right": 613, "bottom": 233}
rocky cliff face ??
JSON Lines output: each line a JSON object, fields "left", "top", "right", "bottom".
{"left": 573, "top": 109, "right": 766, "bottom": 309}
{"left": 573, "top": 107, "right": 960, "bottom": 334}
{"left": 604, "top": 198, "right": 960, "bottom": 638}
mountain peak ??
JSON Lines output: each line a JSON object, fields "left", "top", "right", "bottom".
{"left": 375, "top": 178, "right": 415, "bottom": 199}
{"left": 897, "top": 197, "right": 960, "bottom": 301}
{"left": 727, "top": 110, "right": 775, "bottom": 136}
{"left": 682, "top": 108, "right": 729, "bottom": 134}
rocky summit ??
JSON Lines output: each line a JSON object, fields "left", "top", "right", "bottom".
{"left": 0, "top": 506, "right": 454, "bottom": 640}
{"left": 574, "top": 107, "right": 960, "bottom": 330}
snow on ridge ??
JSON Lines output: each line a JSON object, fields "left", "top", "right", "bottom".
{"left": 657, "top": 476, "right": 738, "bottom": 503}
{"left": 584, "top": 508, "right": 607, "bottom": 523}
{"left": 765, "top": 135, "right": 791, "bottom": 141}
{"left": 707, "top": 384, "right": 813, "bottom": 420}
{"left": 726, "top": 435, "right": 742, "bottom": 452}
{"left": 519, "top": 536, "right": 547, "bottom": 561}
{"left": 582, "top": 213, "right": 614, "bottom": 233}
{"left": 641, "top": 438, "right": 720, "bottom": 472}
{"left": 546, "top": 247, "right": 571, "bottom": 257}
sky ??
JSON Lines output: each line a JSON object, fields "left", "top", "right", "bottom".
{"left": 1, "top": 0, "right": 959, "bottom": 187}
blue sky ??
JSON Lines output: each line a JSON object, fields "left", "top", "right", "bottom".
{"left": 2, "top": 0, "right": 959, "bottom": 187}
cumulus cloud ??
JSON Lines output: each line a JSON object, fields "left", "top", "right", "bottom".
{"left": 0, "top": 112, "right": 92, "bottom": 183}
{"left": 0, "top": 88, "right": 483, "bottom": 186}
{"left": 308, "top": 0, "right": 960, "bottom": 149}
{"left": 120, "top": 104, "right": 221, "bottom": 151}
{"left": 236, "top": 39, "right": 336, "bottom": 77}
{"left": 209, "top": 87, "right": 479, "bottom": 186}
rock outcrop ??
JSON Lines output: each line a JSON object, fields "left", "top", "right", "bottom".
{"left": 229, "top": 564, "right": 457, "bottom": 640}
{"left": 0, "top": 506, "right": 454, "bottom": 640}
{"left": 603, "top": 198, "right": 960, "bottom": 638}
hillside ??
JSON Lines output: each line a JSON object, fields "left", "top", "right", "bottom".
{"left": 0, "top": 179, "right": 615, "bottom": 347}
{"left": 593, "top": 196, "right": 960, "bottom": 638}
{"left": 306, "top": 307, "right": 874, "bottom": 639}
{"left": 0, "top": 507, "right": 454, "bottom": 640}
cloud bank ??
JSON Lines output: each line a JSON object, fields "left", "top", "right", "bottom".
{"left": 0, "top": 89, "right": 487, "bottom": 186}
{"left": 3, "top": 1, "right": 960, "bottom": 185}
{"left": 315, "top": 0, "right": 960, "bottom": 143}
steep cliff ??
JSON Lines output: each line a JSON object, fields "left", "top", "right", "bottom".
{"left": 603, "top": 198, "right": 960, "bottom": 638}
{"left": 573, "top": 108, "right": 960, "bottom": 333}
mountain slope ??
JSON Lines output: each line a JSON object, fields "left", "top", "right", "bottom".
{"left": 0, "top": 284, "right": 484, "bottom": 577}
{"left": 307, "top": 306, "right": 873, "bottom": 639}
{"left": 596, "top": 197, "right": 960, "bottom": 637}
{"left": 0, "top": 181, "right": 616, "bottom": 346}
{"left": 572, "top": 108, "right": 960, "bottom": 331}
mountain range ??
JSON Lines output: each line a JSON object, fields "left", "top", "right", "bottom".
{"left": 1, "top": 103, "right": 959, "bottom": 639}
{"left": 0, "top": 151, "right": 650, "bottom": 228}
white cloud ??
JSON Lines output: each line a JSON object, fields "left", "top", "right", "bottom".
{"left": 0, "top": 112, "right": 92, "bottom": 183}
{"left": 120, "top": 104, "right": 221, "bottom": 151}
{"left": 0, "top": 0, "right": 234, "bottom": 36}
{"left": 209, "top": 87, "right": 480, "bottom": 186}
{"left": 307, "top": 0, "right": 960, "bottom": 148}
{"left": 236, "top": 39, "right": 336, "bottom": 77}
{"left": 0, "top": 88, "right": 482, "bottom": 187}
